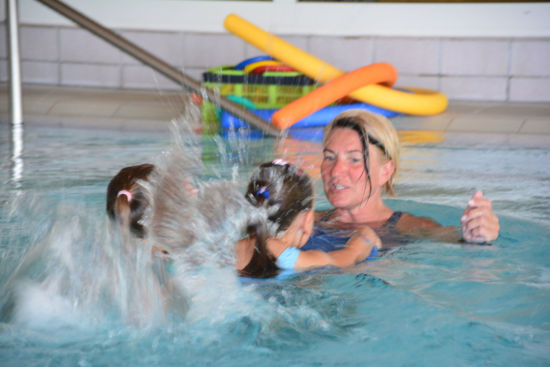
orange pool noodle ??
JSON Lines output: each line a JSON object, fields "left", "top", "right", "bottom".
{"left": 272, "top": 63, "right": 398, "bottom": 129}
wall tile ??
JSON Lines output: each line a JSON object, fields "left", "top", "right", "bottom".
{"left": 60, "top": 28, "right": 122, "bottom": 63}
{"left": 122, "top": 64, "right": 181, "bottom": 90}
{"left": 310, "top": 36, "right": 373, "bottom": 72}
{"left": 441, "top": 76, "right": 507, "bottom": 101}
{"left": 510, "top": 40, "right": 550, "bottom": 77}
{"left": 21, "top": 27, "right": 58, "bottom": 61}
{"left": 441, "top": 39, "right": 507, "bottom": 76}
{"left": 22, "top": 61, "right": 58, "bottom": 84}
{"left": 183, "top": 34, "right": 245, "bottom": 68}
{"left": 243, "top": 35, "right": 309, "bottom": 62}
{"left": 183, "top": 67, "right": 205, "bottom": 83}
{"left": 374, "top": 38, "right": 438, "bottom": 75}
{"left": 395, "top": 75, "right": 439, "bottom": 90}
{"left": 509, "top": 77, "right": 550, "bottom": 102}
{"left": 61, "top": 63, "right": 120, "bottom": 87}
{"left": 120, "top": 30, "right": 184, "bottom": 67}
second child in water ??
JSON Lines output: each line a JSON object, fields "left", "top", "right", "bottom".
{"left": 235, "top": 160, "right": 381, "bottom": 278}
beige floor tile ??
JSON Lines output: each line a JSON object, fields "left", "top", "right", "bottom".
{"left": 444, "top": 100, "right": 496, "bottom": 115}
{"left": 519, "top": 118, "right": 550, "bottom": 134}
{"left": 23, "top": 114, "right": 173, "bottom": 132}
{"left": 392, "top": 113, "right": 453, "bottom": 131}
{"left": 5, "top": 84, "right": 549, "bottom": 149}
{"left": 0, "top": 99, "right": 7, "bottom": 113}
{"left": 49, "top": 100, "right": 120, "bottom": 117}
{"left": 442, "top": 132, "right": 511, "bottom": 147}
{"left": 23, "top": 99, "right": 54, "bottom": 114}
{"left": 447, "top": 115, "right": 524, "bottom": 133}
{"left": 481, "top": 103, "right": 550, "bottom": 119}
{"left": 114, "top": 103, "right": 183, "bottom": 120}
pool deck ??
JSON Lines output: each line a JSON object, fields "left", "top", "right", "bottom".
{"left": 1, "top": 84, "right": 550, "bottom": 148}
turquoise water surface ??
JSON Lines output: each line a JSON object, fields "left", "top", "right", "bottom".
{"left": 0, "top": 123, "right": 549, "bottom": 366}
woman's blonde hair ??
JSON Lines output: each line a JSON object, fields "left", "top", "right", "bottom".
{"left": 323, "top": 109, "right": 400, "bottom": 196}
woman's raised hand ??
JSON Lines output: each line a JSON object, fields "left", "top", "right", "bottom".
{"left": 461, "top": 190, "right": 500, "bottom": 243}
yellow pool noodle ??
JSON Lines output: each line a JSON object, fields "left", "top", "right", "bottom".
{"left": 224, "top": 14, "right": 448, "bottom": 116}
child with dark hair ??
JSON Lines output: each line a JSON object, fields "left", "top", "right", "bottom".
{"left": 106, "top": 163, "right": 156, "bottom": 239}
{"left": 235, "top": 160, "right": 381, "bottom": 279}
{"left": 105, "top": 163, "right": 188, "bottom": 319}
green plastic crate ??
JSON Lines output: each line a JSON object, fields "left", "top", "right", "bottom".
{"left": 201, "top": 66, "right": 317, "bottom": 133}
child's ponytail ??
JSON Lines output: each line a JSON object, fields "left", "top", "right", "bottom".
{"left": 239, "top": 222, "right": 278, "bottom": 278}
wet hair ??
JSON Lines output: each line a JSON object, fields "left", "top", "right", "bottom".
{"left": 239, "top": 161, "right": 314, "bottom": 278}
{"left": 323, "top": 109, "right": 400, "bottom": 196}
{"left": 106, "top": 164, "right": 155, "bottom": 238}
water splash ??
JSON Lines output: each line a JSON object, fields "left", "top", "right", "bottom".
{"left": 0, "top": 197, "right": 184, "bottom": 328}
{"left": 0, "top": 101, "right": 271, "bottom": 330}
{"left": 143, "top": 105, "right": 267, "bottom": 265}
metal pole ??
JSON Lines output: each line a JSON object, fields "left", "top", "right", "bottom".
{"left": 7, "top": 0, "right": 24, "bottom": 188}
{"left": 7, "top": 0, "right": 23, "bottom": 125}
{"left": 36, "top": 0, "right": 281, "bottom": 136}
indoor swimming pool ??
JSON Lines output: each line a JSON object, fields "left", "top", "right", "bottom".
{"left": 0, "top": 121, "right": 549, "bottom": 366}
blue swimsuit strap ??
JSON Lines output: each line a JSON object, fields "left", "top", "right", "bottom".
{"left": 383, "top": 211, "right": 403, "bottom": 229}
{"left": 320, "top": 209, "right": 403, "bottom": 229}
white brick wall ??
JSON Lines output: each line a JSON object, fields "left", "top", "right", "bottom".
{"left": 20, "top": 27, "right": 58, "bottom": 61}
{"left": 375, "top": 38, "right": 439, "bottom": 75}
{"left": 120, "top": 31, "right": 184, "bottom": 66}
{"left": 510, "top": 40, "right": 550, "bottom": 77}
{"left": 310, "top": 36, "right": 374, "bottom": 72}
{"left": 441, "top": 76, "right": 508, "bottom": 101}
{"left": 441, "top": 40, "right": 508, "bottom": 76}
{"left": 510, "top": 77, "right": 550, "bottom": 102}
{"left": 61, "top": 63, "right": 120, "bottom": 87}
{"left": 122, "top": 64, "right": 181, "bottom": 90}
{"left": 22, "top": 61, "right": 58, "bottom": 84}
{"left": 60, "top": 28, "right": 122, "bottom": 64}
{"left": 2, "top": 24, "right": 549, "bottom": 102}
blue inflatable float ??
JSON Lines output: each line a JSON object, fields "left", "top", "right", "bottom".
{"left": 221, "top": 103, "right": 401, "bottom": 130}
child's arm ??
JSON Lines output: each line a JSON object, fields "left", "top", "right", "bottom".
{"left": 277, "top": 227, "right": 381, "bottom": 270}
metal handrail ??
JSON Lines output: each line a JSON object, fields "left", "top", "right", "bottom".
{"left": 35, "top": 0, "right": 281, "bottom": 136}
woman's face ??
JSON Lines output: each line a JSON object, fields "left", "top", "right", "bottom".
{"left": 321, "top": 128, "right": 382, "bottom": 211}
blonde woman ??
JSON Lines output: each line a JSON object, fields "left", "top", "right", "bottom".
{"left": 302, "top": 110, "right": 500, "bottom": 252}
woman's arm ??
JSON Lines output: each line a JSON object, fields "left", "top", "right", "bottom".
{"left": 396, "top": 213, "right": 461, "bottom": 242}
{"left": 293, "top": 226, "right": 381, "bottom": 270}
{"left": 395, "top": 192, "right": 499, "bottom": 244}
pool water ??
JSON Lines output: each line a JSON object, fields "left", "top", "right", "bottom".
{"left": 0, "top": 122, "right": 549, "bottom": 366}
